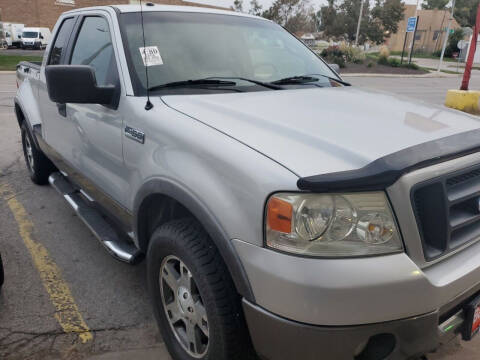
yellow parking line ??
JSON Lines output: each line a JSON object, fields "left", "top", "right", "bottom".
{"left": 0, "top": 182, "right": 93, "bottom": 343}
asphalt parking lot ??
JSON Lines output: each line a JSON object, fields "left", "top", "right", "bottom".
{"left": 2, "top": 71, "right": 480, "bottom": 359}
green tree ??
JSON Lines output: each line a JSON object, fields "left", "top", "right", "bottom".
{"left": 262, "top": 0, "right": 317, "bottom": 33}
{"left": 249, "top": 0, "right": 263, "bottom": 15}
{"left": 232, "top": 0, "right": 244, "bottom": 12}
{"left": 421, "top": 0, "right": 449, "bottom": 9}
{"left": 373, "top": 0, "right": 405, "bottom": 35}
{"left": 445, "top": 28, "right": 465, "bottom": 56}
{"left": 320, "top": 0, "right": 404, "bottom": 44}
{"left": 454, "top": 0, "right": 480, "bottom": 27}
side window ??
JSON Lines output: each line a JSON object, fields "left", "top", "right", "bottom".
{"left": 49, "top": 17, "right": 75, "bottom": 65}
{"left": 70, "top": 17, "right": 117, "bottom": 87}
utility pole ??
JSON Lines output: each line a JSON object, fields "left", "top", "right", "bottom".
{"left": 438, "top": 0, "right": 456, "bottom": 72}
{"left": 355, "top": 0, "right": 365, "bottom": 46}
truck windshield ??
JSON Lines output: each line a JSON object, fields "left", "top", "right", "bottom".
{"left": 120, "top": 12, "right": 339, "bottom": 95}
{"left": 22, "top": 32, "right": 38, "bottom": 38}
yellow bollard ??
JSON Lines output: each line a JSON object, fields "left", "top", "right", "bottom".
{"left": 445, "top": 90, "right": 480, "bottom": 115}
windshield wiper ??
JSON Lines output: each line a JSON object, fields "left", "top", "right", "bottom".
{"left": 272, "top": 76, "right": 319, "bottom": 85}
{"left": 207, "top": 77, "right": 283, "bottom": 90}
{"left": 308, "top": 73, "right": 351, "bottom": 86}
{"left": 272, "top": 74, "right": 351, "bottom": 87}
{"left": 149, "top": 78, "right": 237, "bottom": 91}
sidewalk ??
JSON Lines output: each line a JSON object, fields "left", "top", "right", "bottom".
{"left": 392, "top": 56, "right": 480, "bottom": 74}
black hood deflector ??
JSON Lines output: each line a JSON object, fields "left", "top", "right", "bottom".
{"left": 297, "top": 128, "right": 480, "bottom": 192}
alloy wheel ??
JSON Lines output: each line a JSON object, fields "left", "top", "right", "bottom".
{"left": 160, "top": 255, "right": 209, "bottom": 358}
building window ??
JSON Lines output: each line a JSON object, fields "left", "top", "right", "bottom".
{"left": 56, "top": 0, "right": 75, "bottom": 5}
{"left": 433, "top": 30, "right": 441, "bottom": 41}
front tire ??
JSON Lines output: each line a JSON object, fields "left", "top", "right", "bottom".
{"left": 21, "top": 123, "right": 55, "bottom": 185}
{"left": 147, "top": 219, "right": 255, "bottom": 360}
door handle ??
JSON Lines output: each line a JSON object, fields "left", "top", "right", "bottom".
{"left": 56, "top": 103, "right": 66, "bottom": 117}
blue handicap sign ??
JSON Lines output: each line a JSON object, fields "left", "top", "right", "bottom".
{"left": 407, "top": 17, "right": 417, "bottom": 32}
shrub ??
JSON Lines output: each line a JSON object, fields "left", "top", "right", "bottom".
{"left": 321, "top": 46, "right": 346, "bottom": 68}
{"left": 378, "top": 56, "right": 389, "bottom": 65}
{"left": 388, "top": 58, "right": 401, "bottom": 67}
{"left": 379, "top": 45, "right": 390, "bottom": 59}
{"left": 339, "top": 44, "right": 366, "bottom": 64}
{"left": 402, "top": 62, "right": 420, "bottom": 70}
{"left": 367, "top": 62, "right": 374, "bottom": 68}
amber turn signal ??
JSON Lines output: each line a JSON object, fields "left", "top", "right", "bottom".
{"left": 267, "top": 197, "right": 293, "bottom": 234}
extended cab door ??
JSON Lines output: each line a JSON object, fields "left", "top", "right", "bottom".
{"left": 64, "top": 14, "right": 130, "bottom": 212}
{"left": 38, "top": 16, "right": 77, "bottom": 162}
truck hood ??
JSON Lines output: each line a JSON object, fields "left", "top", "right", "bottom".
{"left": 162, "top": 87, "right": 480, "bottom": 177}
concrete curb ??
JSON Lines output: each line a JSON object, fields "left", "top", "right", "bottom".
{"left": 342, "top": 72, "right": 458, "bottom": 78}
{"left": 445, "top": 89, "right": 480, "bottom": 114}
{"left": 0, "top": 71, "right": 18, "bottom": 74}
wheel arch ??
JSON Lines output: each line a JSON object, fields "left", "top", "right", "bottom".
{"left": 134, "top": 178, "right": 255, "bottom": 302}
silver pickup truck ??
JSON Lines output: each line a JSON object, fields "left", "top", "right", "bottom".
{"left": 14, "top": 4, "right": 480, "bottom": 360}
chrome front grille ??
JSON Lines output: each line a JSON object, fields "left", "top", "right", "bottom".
{"left": 412, "top": 164, "right": 480, "bottom": 261}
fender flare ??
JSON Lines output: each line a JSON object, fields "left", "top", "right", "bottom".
{"left": 14, "top": 98, "right": 41, "bottom": 148}
{"left": 134, "top": 177, "right": 255, "bottom": 302}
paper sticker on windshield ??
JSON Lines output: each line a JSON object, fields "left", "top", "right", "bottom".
{"left": 139, "top": 46, "right": 163, "bottom": 66}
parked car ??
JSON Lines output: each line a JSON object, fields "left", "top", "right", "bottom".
{"left": 14, "top": 4, "right": 480, "bottom": 360}
{"left": 21, "top": 27, "right": 51, "bottom": 49}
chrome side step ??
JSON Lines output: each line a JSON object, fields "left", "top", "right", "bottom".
{"left": 48, "top": 172, "right": 141, "bottom": 264}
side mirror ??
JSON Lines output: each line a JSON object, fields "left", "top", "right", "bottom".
{"left": 45, "top": 65, "right": 116, "bottom": 106}
{"left": 329, "top": 63, "right": 340, "bottom": 73}
{"left": 40, "top": 35, "right": 44, "bottom": 39}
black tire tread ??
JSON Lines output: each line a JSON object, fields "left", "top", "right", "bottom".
{"left": 147, "top": 218, "right": 256, "bottom": 360}
{"left": 21, "top": 123, "right": 55, "bottom": 185}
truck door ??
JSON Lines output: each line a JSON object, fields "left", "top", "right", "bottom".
{"left": 39, "top": 16, "right": 77, "bottom": 163}
{"left": 64, "top": 15, "right": 130, "bottom": 210}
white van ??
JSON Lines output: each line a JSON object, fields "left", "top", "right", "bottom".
{"left": 21, "top": 27, "right": 51, "bottom": 49}
{"left": 0, "top": 23, "right": 24, "bottom": 47}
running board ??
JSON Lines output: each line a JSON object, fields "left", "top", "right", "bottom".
{"left": 48, "top": 172, "right": 141, "bottom": 264}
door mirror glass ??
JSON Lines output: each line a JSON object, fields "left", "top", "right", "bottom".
{"left": 45, "top": 65, "right": 116, "bottom": 106}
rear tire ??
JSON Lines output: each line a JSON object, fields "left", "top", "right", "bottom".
{"left": 21, "top": 123, "right": 55, "bottom": 185}
{"left": 147, "top": 218, "right": 255, "bottom": 360}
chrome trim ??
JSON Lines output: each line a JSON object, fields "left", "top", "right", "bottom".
{"left": 104, "top": 241, "right": 135, "bottom": 262}
{"left": 387, "top": 151, "right": 480, "bottom": 268}
{"left": 80, "top": 189, "right": 95, "bottom": 202}
{"left": 64, "top": 194, "right": 79, "bottom": 211}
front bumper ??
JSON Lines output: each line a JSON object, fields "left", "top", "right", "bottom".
{"left": 233, "top": 238, "right": 480, "bottom": 326}
{"left": 244, "top": 300, "right": 442, "bottom": 360}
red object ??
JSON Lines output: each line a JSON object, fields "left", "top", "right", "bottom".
{"left": 461, "top": 3, "right": 480, "bottom": 90}
{"left": 472, "top": 306, "right": 480, "bottom": 335}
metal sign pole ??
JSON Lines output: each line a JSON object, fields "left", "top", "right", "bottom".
{"left": 400, "top": 31, "right": 408, "bottom": 64}
{"left": 409, "top": 16, "right": 420, "bottom": 64}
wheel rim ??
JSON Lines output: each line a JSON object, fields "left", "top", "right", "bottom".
{"left": 160, "top": 255, "right": 209, "bottom": 358}
{"left": 24, "top": 135, "right": 34, "bottom": 172}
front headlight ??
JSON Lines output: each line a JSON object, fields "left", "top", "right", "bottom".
{"left": 265, "top": 192, "right": 403, "bottom": 257}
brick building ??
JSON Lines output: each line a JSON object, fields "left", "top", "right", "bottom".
{"left": 385, "top": 5, "right": 462, "bottom": 54}
{"left": 0, "top": 0, "right": 226, "bottom": 30}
